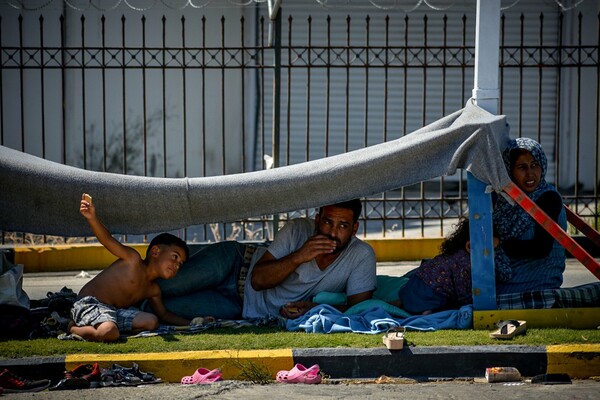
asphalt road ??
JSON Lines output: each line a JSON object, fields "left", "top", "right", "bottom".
{"left": 9, "top": 379, "right": 600, "bottom": 399}
{"left": 22, "top": 259, "right": 598, "bottom": 301}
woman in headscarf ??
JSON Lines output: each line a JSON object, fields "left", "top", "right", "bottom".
{"left": 493, "top": 137, "right": 567, "bottom": 295}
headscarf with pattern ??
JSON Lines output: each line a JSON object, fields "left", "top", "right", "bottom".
{"left": 493, "top": 137, "right": 551, "bottom": 241}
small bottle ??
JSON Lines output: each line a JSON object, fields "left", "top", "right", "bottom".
{"left": 485, "top": 367, "right": 522, "bottom": 383}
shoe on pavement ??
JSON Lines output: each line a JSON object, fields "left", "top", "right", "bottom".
{"left": 180, "top": 368, "right": 223, "bottom": 384}
{"left": 276, "top": 364, "right": 322, "bottom": 384}
{"left": 69, "top": 362, "right": 101, "bottom": 387}
{"left": 66, "top": 362, "right": 101, "bottom": 382}
{"left": 50, "top": 362, "right": 101, "bottom": 391}
{"left": 113, "top": 362, "right": 159, "bottom": 383}
{"left": 0, "top": 368, "right": 51, "bottom": 393}
{"left": 101, "top": 363, "right": 161, "bottom": 386}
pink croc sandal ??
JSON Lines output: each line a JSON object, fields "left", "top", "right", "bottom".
{"left": 180, "top": 368, "right": 222, "bottom": 384}
{"left": 276, "top": 364, "right": 321, "bottom": 384}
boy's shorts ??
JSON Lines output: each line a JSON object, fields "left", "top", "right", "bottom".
{"left": 71, "top": 296, "right": 141, "bottom": 333}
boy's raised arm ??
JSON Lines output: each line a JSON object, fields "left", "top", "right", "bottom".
{"left": 79, "top": 193, "right": 139, "bottom": 262}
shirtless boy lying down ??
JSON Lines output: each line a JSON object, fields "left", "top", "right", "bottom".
{"left": 68, "top": 193, "right": 198, "bottom": 342}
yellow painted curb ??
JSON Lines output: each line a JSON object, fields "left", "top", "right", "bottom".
{"left": 65, "top": 349, "right": 294, "bottom": 383}
{"left": 546, "top": 344, "right": 600, "bottom": 379}
{"left": 14, "top": 244, "right": 147, "bottom": 272}
{"left": 8, "top": 237, "right": 593, "bottom": 272}
{"left": 365, "top": 238, "right": 442, "bottom": 262}
{"left": 473, "top": 308, "right": 600, "bottom": 330}
{"left": 13, "top": 239, "right": 442, "bottom": 272}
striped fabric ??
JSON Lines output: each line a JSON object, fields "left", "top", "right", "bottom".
{"left": 496, "top": 282, "right": 600, "bottom": 309}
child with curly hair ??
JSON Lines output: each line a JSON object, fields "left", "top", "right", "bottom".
{"left": 392, "top": 218, "right": 504, "bottom": 315}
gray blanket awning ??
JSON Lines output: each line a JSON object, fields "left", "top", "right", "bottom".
{"left": 0, "top": 100, "right": 511, "bottom": 237}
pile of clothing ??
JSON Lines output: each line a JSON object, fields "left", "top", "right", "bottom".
{"left": 0, "top": 287, "right": 77, "bottom": 340}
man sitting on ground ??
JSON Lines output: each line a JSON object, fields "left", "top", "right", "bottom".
{"left": 151, "top": 199, "right": 377, "bottom": 320}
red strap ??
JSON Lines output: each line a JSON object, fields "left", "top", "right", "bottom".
{"left": 564, "top": 205, "right": 600, "bottom": 249}
{"left": 503, "top": 182, "right": 600, "bottom": 280}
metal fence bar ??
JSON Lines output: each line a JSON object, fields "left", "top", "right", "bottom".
{"left": 160, "top": 15, "right": 166, "bottom": 177}
{"left": 401, "top": 15, "right": 409, "bottom": 238}
{"left": 0, "top": 15, "right": 3, "bottom": 149}
{"left": 181, "top": 16, "right": 188, "bottom": 178}
{"left": 240, "top": 15, "right": 247, "bottom": 175}
{"left": 304, "top": 15, "right": 311, "bottom": 163}
{"left": 574, "top": 13, "right": 582, "bottom": 213}
{"left": 381, "top": 15, "right": 390, "bottom": 238}
{"left": 595, "top": 13, "right": 600, "bottom": 232}
{"left": 553, "top": 14, "right": 562, "bottom": 190}
{"left": 39, "top": 15, "right": 46, "bottom": 159}
{"left": 18, "top": 15, "right": 24, "bottom": 152}
{"left": 285, "top": 15, "right": 292, "bottom": 167}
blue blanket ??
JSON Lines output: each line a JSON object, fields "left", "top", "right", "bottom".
{"left": 285, "top": 304, "right": 473, "bottom": 334}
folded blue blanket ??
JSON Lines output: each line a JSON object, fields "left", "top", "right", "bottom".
{"left": 285, "top": 304, "right": 473, "bottom": 334}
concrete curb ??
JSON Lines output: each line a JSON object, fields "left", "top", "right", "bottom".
{"left": 2, "top": 345, "right": 598, "bottom": 384}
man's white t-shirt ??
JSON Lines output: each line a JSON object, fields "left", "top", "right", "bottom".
{"left": 242, "top": 218, "right": 377, "bottom": 318}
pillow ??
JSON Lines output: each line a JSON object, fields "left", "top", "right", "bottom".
{"left": 312, "top": 275, "right": 410, "bottom": 306}
{"left": 313, "top": 292, "right": 347, "bottom": 305}
{"left": 373, "top": 275, "right": 410, "bottom": 302}
{"left": 345, "top": 299, "right": 411, "bottom": 318}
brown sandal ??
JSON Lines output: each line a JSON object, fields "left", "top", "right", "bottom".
{"left": 489, "top": 320, "right": 527, "bottom": 340}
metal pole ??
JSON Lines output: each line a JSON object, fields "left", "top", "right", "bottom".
{"left": 472, "top": 0, "right": 500, "bottom": 114}
{"left": 469, "top": 0, "right": 501, "bottom": 311}
{"left": 270, "top": 5, "right": 282, "bottom": 236}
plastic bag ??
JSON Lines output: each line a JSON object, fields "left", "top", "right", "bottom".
{"left": 0, "top": 252, "right": 30, "bottom": 309}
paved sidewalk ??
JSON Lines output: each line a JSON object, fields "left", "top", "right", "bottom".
{"left": 4, "top": 378, "right": 600, "bottom": 400}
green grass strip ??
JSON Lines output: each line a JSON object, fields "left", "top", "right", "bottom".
{"left": 2, "top": 327, "right": 599, "bottom": 359}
